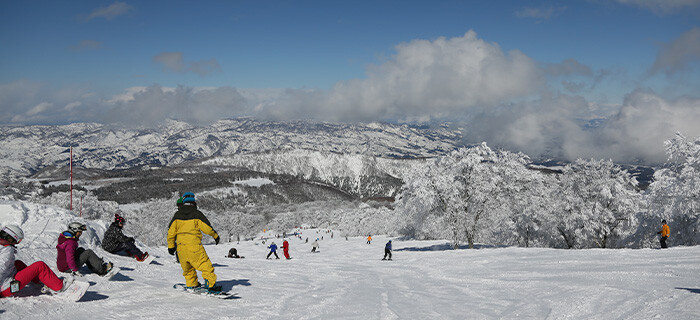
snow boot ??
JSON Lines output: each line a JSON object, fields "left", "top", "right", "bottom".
{"left": 99, "top": 262, "right": 113, "bottom": 276}
{"left": 42, "top": 277, "right": 74, "bottom": 294}
{"left": 204, "top": 280, "right": 222, "bottom": 294}
{"left": 136, "top": 252, "right": 149, "bottom": 262}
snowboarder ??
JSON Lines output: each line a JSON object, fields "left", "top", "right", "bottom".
{"left": 311, "top": 239, "right": 320, "bottom": 252}
{"left": 267, "top": 242, "right": 279, "bottom": 259}
{"left": 102, "top": 213, "right": 148, "bottom": 261}
{"left": 167, "top": 192, "right": 222, "bottom": 293}
{"left": 282, "top": 239, "right": 291, "bottom": 259}
{"left": 367, "top": 235, "right": 372, "bottom": 244}
{"left": 1, "top": 225, "right": 71, "bottom": 297}
{"left": 657, "top": 219, "right": 670, "bottom": 249}
{"left": 382, "top": 240, "right": 392, "bottom": 260}
{"left": 56, "top": 222, "right": 113, "bottom": 276}
{"left": 227, "top": 248, "right": 243, "bottom": 258}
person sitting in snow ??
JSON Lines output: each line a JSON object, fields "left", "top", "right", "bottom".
{"left": 267, "top": 242, "right": 280, "bottom": 259}
{"left": 167, "top": 192, "right": 222, "bottom": 293}
{"left": 227, "top": 247, "right": 244, "bottom": 258}
{"left": 56, "top": 222, "right": 113, "bottom": 276}
{"left": 1, "top": 225, "right": 72, "bottom": 297}
{"left": 102, "top": 213, "right": 149, "bottom": 261}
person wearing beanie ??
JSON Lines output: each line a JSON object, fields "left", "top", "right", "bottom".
{"left": 1, "top": 225, "right": 70, "bottom": 297}
{"left": 102, "top": 213, "right": 149, "bottom": 261}
{"left": 167, "top": 192, "right": 222, "bottom": 293}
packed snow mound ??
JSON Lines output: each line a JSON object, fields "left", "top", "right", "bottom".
{"left": 0, "top": 200, "right": 107, "bottom": 249}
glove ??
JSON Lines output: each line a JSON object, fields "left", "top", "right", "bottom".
{"left": 214, "top": 236, "right": 220, "bottom": 245}
{"left": 657, "top": 231, "right": 661, "bottom": 234}
{"left": 168, "top": 247, "right": 176, "bottom": 255}
{"left": 128, "top": 237, "right": 135, "bottom": 242}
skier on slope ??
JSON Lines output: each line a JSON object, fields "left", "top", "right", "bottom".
{"left": 267, "top": 242, "right": 280, "bottom": 259}
{"left": 367, "top": 235, "right": 372, "bottom": 244}
{"left": 382, "top": 240, "right": 392, "bottom": 260}
{"left": 311, "top": 239, "right": 320, "bottom": 252}
{"left": 167, "top": 192, "right": 222, "bottom": 293}
{"left": 1, "top": 225, "right": 71, "bottom": 297}
{"left": 102, "top": 213, "right": 149, "bottom": 261}
{"left": 657, "top": 219, "right": 670, "bottom": 249}
{"left": 56, "top": 222, "right": 113, "bottom": 276}
{"left": 282, "top": 239, "right": 291, "bottom": 259}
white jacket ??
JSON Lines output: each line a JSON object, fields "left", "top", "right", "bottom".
{"left": 0, "top": 245, "right": 17, "bottom": 291}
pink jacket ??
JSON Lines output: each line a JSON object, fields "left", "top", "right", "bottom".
{"left": 56, "top": 232, "right": 79, "bottom": 272}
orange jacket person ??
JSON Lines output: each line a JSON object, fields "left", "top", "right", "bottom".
{"left": 657, "top": 219, "right": 670, "bottom": 249}
{"left": 167, "top": 192, "right": 221, "bottom": 293}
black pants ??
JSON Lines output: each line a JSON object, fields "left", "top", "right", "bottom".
{"left": 660, "top": 236, "right": 668, "bottom": 248}
{"left": 75, "top": 247, "right": 107, "bottom": 274}
{"left": 383, "top": 249, "right": 392, "bottom": 260}
{"left": 267, "top": 251, "right": 279, "bottom": 259}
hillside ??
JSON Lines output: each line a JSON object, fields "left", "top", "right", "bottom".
{"left": 1, "top": 200, "right": 698, "bottom": 319}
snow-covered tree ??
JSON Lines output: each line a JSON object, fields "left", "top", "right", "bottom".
{"left": 553, "top": 159, "right": 640, "bottom": 248}
{"left": 397, "top": 143, "right": 530, "bottom": 248}
{"left": 647, "top": 133, "right": 700, "bottom": 246}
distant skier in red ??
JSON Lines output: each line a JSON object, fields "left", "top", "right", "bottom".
{"left": 282, "top": 239, "right": 291, "bottom": 259}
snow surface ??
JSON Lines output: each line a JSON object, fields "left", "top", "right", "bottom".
{"left": 1, "top": 200, "right": 699, "bottom": 319}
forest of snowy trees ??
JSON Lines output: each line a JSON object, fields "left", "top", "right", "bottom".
{"left": 21, "top": 133, "right": 700, "bottom": 249}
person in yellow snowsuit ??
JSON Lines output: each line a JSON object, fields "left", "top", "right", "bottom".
{"left": 167, "top": 192, "right": 221, "bottom": 292}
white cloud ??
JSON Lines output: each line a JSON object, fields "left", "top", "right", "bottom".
{"left": 69, "top": 40, "right": 103, "bottom": 52}
{"left": 617, "top": 0, "right": 700, "bottom": 14}
{"left": 650, "top": 27, "right": 700, "bottom": 76}
{"left": 515, "top": 6, "right": 566, "bottom": 20}
{"left": 256, "top": 31, "right": 544, "bottom": 121}
{"left": 86, "top": 1, "right": 134, "bottom": 21}
{"left": 153, "top": 52, "right": 222, "bottom": 76}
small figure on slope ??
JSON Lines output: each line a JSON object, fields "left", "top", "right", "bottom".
{"left": 657, "top": 219, "right": 670, "bottom": 249}
{"left": 311, "top": 239, "right": 320, "bottom": 253}
{"left": 367, "top": 235, "right": 372, "bottom": 244}
{"left": 267, "top": 242, "right": 280, "bottom": 259}
{"left": 382, "top": 240, "right": 392, "bottom": 260}
{"left": 282, "top": 239, "right": 291, "bottom": 259}
{"left": 0, "top": 225, "right": 72, "bottom": 297}
{"left": 102, "top": 213, "right": 149, "bottom": 261}
{"left": 167, "top": 192, "right": 222, "bottom": 294}
{"left": 56, "top": 222, "right": 113, "bottom": 276}
{"left": 227, "top": 248, "right": 244, "bottom": 258}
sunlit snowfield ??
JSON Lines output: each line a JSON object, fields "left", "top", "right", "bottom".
{"left": 2, "top": 227, "right": 699, "bottom": 320}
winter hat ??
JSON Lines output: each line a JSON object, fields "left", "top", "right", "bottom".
{"left": 1, "top": 225, "right": 24, "bottom": 244}
{"left": 183, "top": 192, "right": 196, "bottom": 204}
{"left": 115, "top": 214, "right": 126, "bottom": 224}
{"left": 176, "top": 197, "right": 183, "bottom": 206}
{"left": 662, "top": 219, "right": 667, "bottom": 224}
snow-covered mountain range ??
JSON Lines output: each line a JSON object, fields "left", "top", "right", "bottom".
{"left": 0, "top": 118, "right": 462, "bottom": 178}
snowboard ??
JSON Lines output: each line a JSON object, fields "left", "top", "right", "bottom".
{"left": 50, "top": 280, "right": 90, "bottom": 301}
{"left": 173, "top": 283, "right": 236, "bottom": 299}
{"left": 102, "top": 266, "right": 121, "bottom": 280}
{"left": 141, "top": 254, "right": 155, "bottom": 264}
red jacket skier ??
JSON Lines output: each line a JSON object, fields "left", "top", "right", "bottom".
{"left": 1, "top": 225, "right": 67, "bottom": 297}
{"left": 282, "top": 239, "right": 290, "bottom": 259}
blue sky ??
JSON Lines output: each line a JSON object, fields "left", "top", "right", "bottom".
{"left": 2, "top": 0, "right": 700, "bottom": 163}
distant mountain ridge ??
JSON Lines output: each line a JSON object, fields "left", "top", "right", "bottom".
{"left": 0, "top": 118, "right": 463, "bottom": 177}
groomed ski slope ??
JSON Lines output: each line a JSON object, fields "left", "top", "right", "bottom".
{"left": 1, "top": 202, "right": 699, "bottom": 319}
